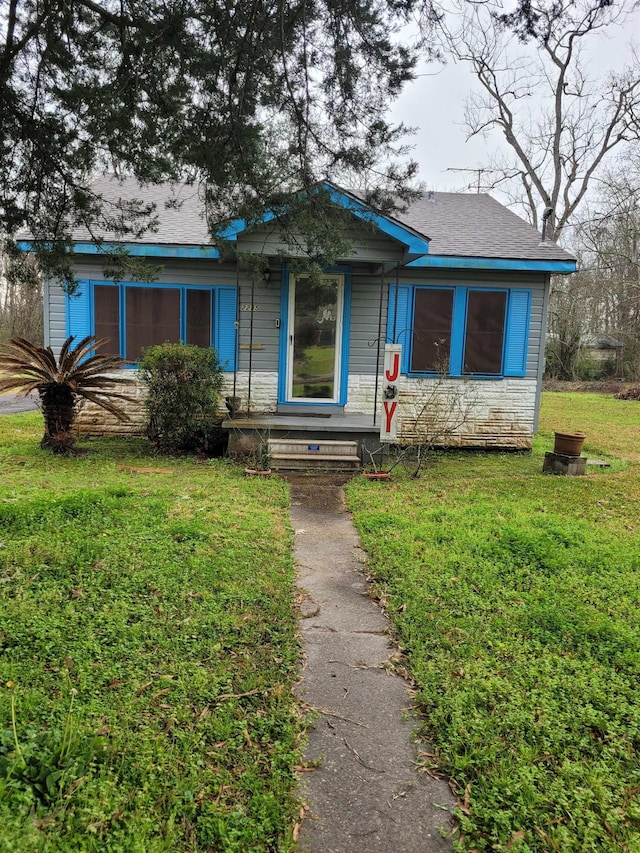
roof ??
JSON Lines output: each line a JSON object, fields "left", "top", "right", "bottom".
{"left": 388, "top": 191, "right": 574, "bottom": 263}
{"left": 581, "top": 333, "right": 623, "bottom": 349}
{"left": 23, "top": 175, "right": 576, "bottom": 268}
{"left": 70, "top": 176, "right": 210, "bottom": 246}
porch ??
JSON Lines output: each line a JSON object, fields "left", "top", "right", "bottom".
{"left": 222, "top": 411, "right": 383, "bottom": 471}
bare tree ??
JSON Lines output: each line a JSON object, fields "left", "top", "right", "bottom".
{"left": 579, "top": 154, "right": 640, "bottom": 375}
{"left": 429, "top": 0, "right": 640, "bottom": 242}
{"left": 0, "top": 244, "right": 43, "bottom": 344}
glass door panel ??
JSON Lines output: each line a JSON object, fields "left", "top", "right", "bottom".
{"left": 288, "top": 275, "right": 343, "bottom": 402}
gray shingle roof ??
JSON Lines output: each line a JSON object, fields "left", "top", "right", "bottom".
{"left": 70, "top": 176, "right": 210, "bottom": 245}
{"left": 68, "top": 176, "right": 574, "bottom": 262}
{"left": 352, "top": 189, "right": 574, "bottom": 262}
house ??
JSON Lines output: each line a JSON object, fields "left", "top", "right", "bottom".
{"left": 580, "top": 333, "right": 623, "bottom": 367}
{"left": 33, "top": 177, "right": 576, "bottom": 465}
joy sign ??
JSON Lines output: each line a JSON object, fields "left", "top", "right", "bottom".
{"left": 380, "top": 344, "right": 401, "bottom": 440}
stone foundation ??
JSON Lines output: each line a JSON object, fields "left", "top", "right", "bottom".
{"left": 72, "top": 375, "right": 147, "bottom": 436}
{"left": 73, "top": 370, "right": 537, "bottom": 450}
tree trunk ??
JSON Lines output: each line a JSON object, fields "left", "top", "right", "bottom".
{"left": 39, "top": 384, "right": 77, "bottom": 453}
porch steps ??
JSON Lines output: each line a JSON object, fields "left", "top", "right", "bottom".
{"left": 269, "top": 438, "right": 361, "bottom": 472}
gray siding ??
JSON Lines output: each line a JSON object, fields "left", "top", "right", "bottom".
{"left": 48, "top": 257, "right": 549, "bottom": 387}
{"left": 236, "top": 276, "right": 280, "bottom": 372}
{"left": 349, "top": 272, "right": 386, "bottom": 376}
{"left": 47, "top": 278, "right": 67, "bottom": 353}
{"left": 237, "top": 222, "right": 405, "bottom": 263}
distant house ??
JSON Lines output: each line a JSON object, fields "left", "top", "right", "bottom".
{"left": 30, "top": 177, "right": 576, "bottom": 457}
{"left": 580, "top": 333, "right": 623, "bottom": 365}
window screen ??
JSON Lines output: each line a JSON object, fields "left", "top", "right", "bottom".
{"left": 94, "top": 285, "right": 120, "bottom": 356}
{"left": 186, "top": 289, "right": 212, "bottom": 348}
{"left": 463, "top": 291, "right": 507, "bottom": 374}
{"left": 411, "top": 288, "right": 454, "bottom": 372}
{"left": 125, "top": 287, "right": 180, "bottom": 361}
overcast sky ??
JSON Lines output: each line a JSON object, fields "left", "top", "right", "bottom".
{"left": 389, "top": 8, "right": 640, "bottom": 199}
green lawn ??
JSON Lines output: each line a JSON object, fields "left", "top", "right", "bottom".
{"left": 347, "top": 392, "right": 640, "bottom": 852}
{"left": 0, "top": 413, "right": 300, "bottom": 852}
{"left": 538, "top": 391, "right": 640, "bottom": 462}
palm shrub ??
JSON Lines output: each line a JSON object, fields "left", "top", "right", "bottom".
{"left": 138, "top": 342, "right": 225, "bottom": 455}
{"left": 0, "top": 335, "right": 134, "bottom": 453}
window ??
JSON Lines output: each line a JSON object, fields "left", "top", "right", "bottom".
{"left": 411, "top": 288, "right": 453, "bottom": 372}
{"left": 67, "top": 281, "right": 237, "bottom": 370}
{"left": 388, "top": 284, "right": 531, "bottom": 379}
{"left": 463, "top": 290, "right": 507, "bottom": 375}
{"left": 94, "top": 285, "right": 120, "bottom": 357}
{"left": 186, "top": 289, "right": 212, "bottom": 348}
{"left": 125, "top": 287, "right": 181, "bottom": 361}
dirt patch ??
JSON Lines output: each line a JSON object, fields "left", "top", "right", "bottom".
{"left": 543, "top": 379, "right": 626, "bottom": 394}
{"left": 284, "top": 474, "right": 354, "bottom": 512}
{"left": 614, "top": 386, "right": 640, "bottom": 401}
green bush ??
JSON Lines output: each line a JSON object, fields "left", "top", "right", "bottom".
{"left": 139, "top": 343, "right": 225, "bottom": 455}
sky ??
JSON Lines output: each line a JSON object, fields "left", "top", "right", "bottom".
{"left": 389, "top": 6, "right": 640, "bottom": 201}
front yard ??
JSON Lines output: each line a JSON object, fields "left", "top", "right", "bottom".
{"left": 1, "top": 392, "right": 639, "bottom": 852}
{"left": 0, "top": 413, "right": 301, "bottom": 852}
{"left": 348, "top": 392, "right": 640, "bottom": 852}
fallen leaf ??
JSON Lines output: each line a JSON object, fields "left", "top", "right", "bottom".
{"left": 136, "top": 681, "right": 153, "bottom": 696}
{"left": 505, "top": 830, "right": 525, "bottom": 848}
{"left": 152, "top": 688, "right": 171, "bottom": 702}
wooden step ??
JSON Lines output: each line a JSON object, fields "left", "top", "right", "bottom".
{"left": 269, "top": 439, "right": 361, "bottom": 472}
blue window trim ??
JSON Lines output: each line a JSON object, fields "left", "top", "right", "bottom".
{"left": 403, "top": 285, "right": 531, "bottom": 379}
{"left": 79, "top": 279, "right": 235, "bottom": 370}
{"left": 277, "top": 264, "right": 352, "bottom": 407}
{"left": 66, "top": 279, "right": 93, "bottom": 339}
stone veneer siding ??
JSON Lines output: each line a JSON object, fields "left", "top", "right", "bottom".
{"left": 73, "top": 371, "right": 535, "bottom": 449}
{"left": 72, "top": 371, "right": 279, "bottom": 436}
{"left": 346, "top": 375, "right": 536, "bottom": 448}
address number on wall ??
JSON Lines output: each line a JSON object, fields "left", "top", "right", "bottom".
{"left": 240, "top": 303, "right": 261, "bottom": 312}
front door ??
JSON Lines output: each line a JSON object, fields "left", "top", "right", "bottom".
{"left": 286, "top": 273, "right": 344, "bottom": 403}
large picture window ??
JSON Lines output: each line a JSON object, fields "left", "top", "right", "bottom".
{"left": 125, "top": 287, "right": 181, "bottom": 361}
{"left": 100, "top": 284, "right": 213, "bottom": 362}
{"left": 67, "top": 280, "right": 237, "bottom": 370}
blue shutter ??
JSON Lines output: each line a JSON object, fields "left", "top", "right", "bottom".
{"left": 66, "top": 280, "right": 92, "bottom": 343}
{"left": 503, "top": 289, "right": 531, "bottom": 376}
{"left": 387, "top": 283, "right": 412, "bottom": 374}
{"left": 215, "top": 286, "right": 238, "bottom": 371}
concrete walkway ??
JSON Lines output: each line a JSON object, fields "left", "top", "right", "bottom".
{"left": 291, "top": 479, "right": 455, "bottom": 852}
